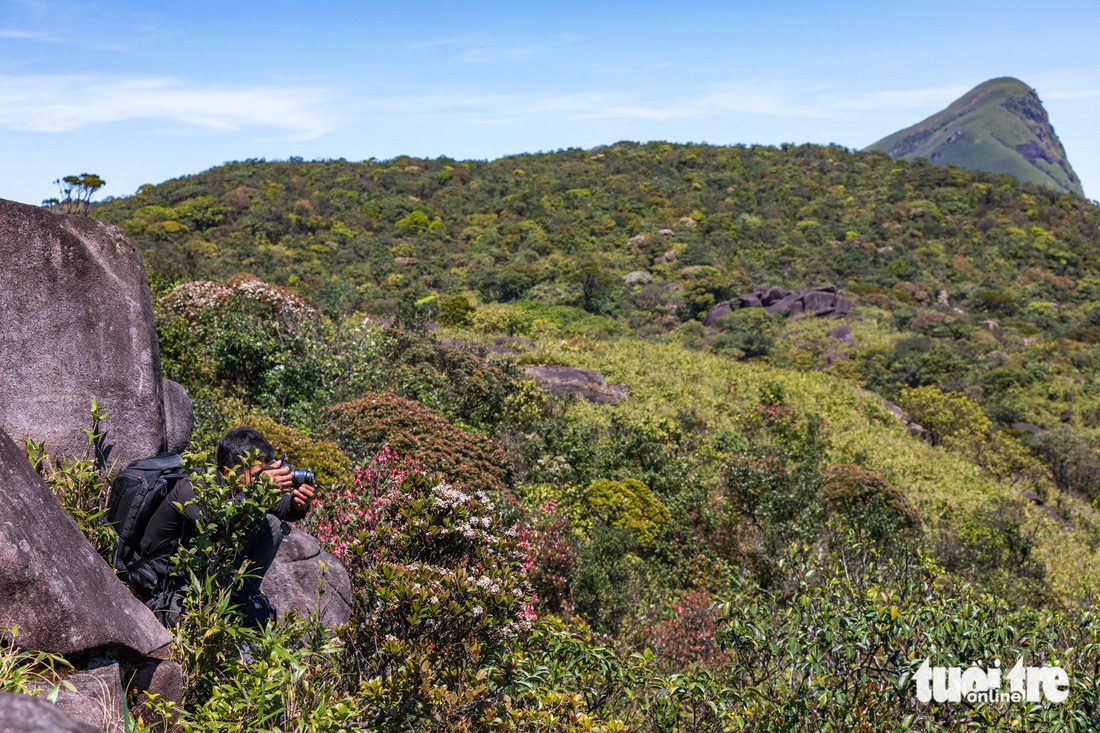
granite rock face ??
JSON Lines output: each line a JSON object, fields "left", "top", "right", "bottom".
{"left": 0, "top": 198, "right": 169, "bottom": 469}
{"left": 0, "top": 692, "right": 101, "bottom": 733}
{"left": 27, "top": 663, "right": 124, "bottom": 733}
{"left": 522, "top": 366, "right": 628, "bottom": 404}
{"left": 0, "top": 427, "right": 172, "bottom": 656}
{"left": 261, "top": 528, "right": 353, "bottom": 627}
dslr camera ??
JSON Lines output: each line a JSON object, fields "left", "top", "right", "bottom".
{"left": 272, "top": 454, "right": 315, "bottom": 488}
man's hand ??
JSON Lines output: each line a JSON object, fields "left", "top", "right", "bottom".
{"left": 261, "top": 461, "right": 294, "bottom": 492}
{"left": 292, "top": 484, "right": 314, "bottom": 511}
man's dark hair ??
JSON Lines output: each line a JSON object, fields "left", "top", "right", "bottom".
{"left": 216, "top": 426, "right": 275, "bottom": 472}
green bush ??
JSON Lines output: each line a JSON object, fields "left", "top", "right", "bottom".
{"left": 820, "top": 463, "right": 920, "bottom": 543}
{"left": 325, "top": 391, "right": 513, "bottom": 497}
{"left": 588, "top": 477, "right": 670, "bottom": 547}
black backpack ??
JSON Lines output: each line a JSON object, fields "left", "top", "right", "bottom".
{"left": 106, "top": 452, "right": 188, "bottom": 595}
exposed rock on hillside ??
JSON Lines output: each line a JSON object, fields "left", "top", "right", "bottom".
{"left": 0, "top": 427, "right": 172, "bottom": 656}
{"left": 703, "top": 286, "right": 852, "bottom": 326}
{"left": 0, "top": 197, "right": 191, "bottom": 468}
{"left": 523, "top": 366, "right": 628, "bottom": 404}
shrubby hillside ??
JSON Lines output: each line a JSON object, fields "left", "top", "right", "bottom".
{"left": 34, "top": 142, "right": 1100, "bottom": 728}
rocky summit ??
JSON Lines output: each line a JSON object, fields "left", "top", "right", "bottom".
{"left": 866, "top": 77, "right": 1083, "bottom": 195}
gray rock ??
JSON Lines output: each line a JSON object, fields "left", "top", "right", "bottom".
{"left": 438, "top": 338, "right": 518, "bottom": 356}
{"left": 262, "top": 528, "right": 352, "bottom": 627}
{"left": 127, "top": 657, "right": 183, "bottom": 731}
{"left": 162, "top": 379, "right": 193, "bottom": 454}
{"left": 827, "top": 323, "right": 856, "bottom": 343}
{"left": 490, "top": 336, "right": 538, "bottom": 351}
{"left": 27, "top": 663, "right": 124, "bottom": 733}
{"left": 1020, "top": 491, "right": 1045, "bottom": 506}
{"left": 523, "top": 366, "right": 628, "bottom": 404}
{"left": 0, "top": 198, "right": 168, "bottom": 470}
{"left": 883, "top": 401, "right": 904, "bottom": 418}
{"left": 0, "top": 692, "right": 101, "bottom": 732}
{"left": 0, "top": 427, "right": 172, "bottom": 656}
{"left": 825, "top": 352, "right": 850, "bottom": 366}
{"left": 1011, "top": 422, "right": 1046, "bottom": 434}
{"left": 907, "top": 422, "right": 929, "bottom": 440}
{"left": 702, "top": 301, "right": 733, "bottom": 327}
{"left": 736, "top": 285, "right": 851, "bottom": 319}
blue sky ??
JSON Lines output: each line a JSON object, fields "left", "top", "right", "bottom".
{"left": 2, "top": 0, "right": 1099, "bottom": 204}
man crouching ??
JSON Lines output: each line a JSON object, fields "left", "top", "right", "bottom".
{"left": 138, "top": 426, "right": 315, "bottom": 626}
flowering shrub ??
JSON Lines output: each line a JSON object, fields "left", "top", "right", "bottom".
{"left": 631, "top": 589, "right": 724, "bottom": 671}
{"left": 524, "top": 504, "right": 578, "bottom": 616}
{"left": 311, "top": 447, "right": 536, "bottom": 729}
{"left": 325, "top": 392, "right": 513, "bottom": 498}
{"left": 162, "top": 274, "right": 314, "bottom": 318}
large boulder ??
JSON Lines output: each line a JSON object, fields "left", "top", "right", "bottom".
{"left": 0, "top": 198, "right": 171, "bottom": 469}
{"left": 522, "top": 366, "right": 628, "bottom": 404}
{"left": 261, "top": 528, "right": 352, "bottom": 627}
{"left": 0, "top": 427, "right": 172, "bottom": 656}
{"left": 701, "top": 301, "right": 733, "bottom": 327}
{"left": 0, "top": 692, "right": 101, "bottom": 733}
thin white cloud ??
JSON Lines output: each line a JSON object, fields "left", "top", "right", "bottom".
{"left": 0, "top": 73, "right": 336, "bottom": 138}
{"left": 0, "top": 28, "right": 51, "bottom": 39}
{"left": 460, "top": 84, "right": 969, "bottom": 125}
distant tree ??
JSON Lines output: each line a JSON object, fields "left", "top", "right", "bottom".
{"left": 43, "top": 173, "right": 105, "bottom": 215}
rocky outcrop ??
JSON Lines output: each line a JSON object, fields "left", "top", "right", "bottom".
{"left": 262, "top": 528, "right": 352, "bottom": 627}
{"left": 0, "top": 692, "right": 101, "bottom": 733}
{"left": 0, "top": 427, "right": 172, "bottom": 656}
{"left": 827, "top": 323, "right": 856, "bottom": 343}
{"left": 0, "top": 198, "right": 191, "bottom": 469}
{"left": 26, "top": 663, "right": 124, "bottom": 733}
{"left": 703, "top": 286, "right": 851, "bottom": 326}
{"left": 439, "top": 338, "right": 519, "bottom": 356}
{"left": 490, "top": 336, "right": 538, "bottom": 351}
{"left": 523, "top": 366, "right": 628, "bottom": 404}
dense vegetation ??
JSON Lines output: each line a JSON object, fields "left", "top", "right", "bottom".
{"left": 7, "top": 141, "right": 1100, "bottom": 729}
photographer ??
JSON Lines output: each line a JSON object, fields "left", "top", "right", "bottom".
{"left": 137, "top": 426, "right": 315, "bottom": 626}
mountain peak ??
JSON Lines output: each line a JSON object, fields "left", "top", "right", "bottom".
{"left": 866, "top": 78, "right": 1083, "bottom": 196}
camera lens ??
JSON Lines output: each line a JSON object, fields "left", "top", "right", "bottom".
{"left": 289, "top": 467, "right": 315, "bottom": 487}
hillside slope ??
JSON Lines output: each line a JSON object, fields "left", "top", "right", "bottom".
{"left": 866, "top": 77, "right": 1083, "bottom": 195}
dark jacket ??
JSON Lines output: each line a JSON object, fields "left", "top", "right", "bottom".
{"left": 138, "top": 478, "right": 308, "bottom": 592}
